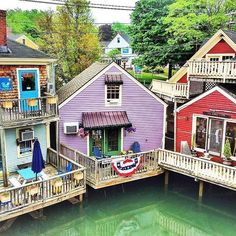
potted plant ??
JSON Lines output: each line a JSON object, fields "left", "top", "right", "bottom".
{"left": 223, "top": 139, "right": 232, "bottom": 165}
{"left": 2, "top": 100, "right": 13, "bottom": 109}
{"left": 27, "top": 99, "right": 37, "bottom": 107}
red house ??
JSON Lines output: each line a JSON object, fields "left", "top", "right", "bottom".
{"left": 176, "top": 86, "right": 236, "bottom": 157}
{"left": 150, "top": 29, "right": 236, "bottom": 151}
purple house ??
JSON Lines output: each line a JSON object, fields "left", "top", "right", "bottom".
{"left": 58, "top": 62, "right": 167, "bottom": 157}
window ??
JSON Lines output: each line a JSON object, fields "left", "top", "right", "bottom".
{"left": 106, "top": 84, "right": 121, "bottom": 106}
{"left": 222, "top": 56, "right": 234, "bottom": 61}
{"left": 107, "top": 129, "right": 119, "bottom": 151}
{"left": 21, "top": 73, "right": 36, "bottom": 91}
{"left": 225, "top": 122, "right": 236, "bottom": 156}
{"left": 122, "top": 48, "right": 129, "bottom": 54}
{"left": 194, "top": 117, "right": 208, "bottom": 149}
{"left": 17, "top": 128, "right": 34, "bottom": 157}
{"left": 22, "top": 38, "right": 26, "bottom": 45}
{"left": 117, "top": 37, "right": 120, "bottom": 43}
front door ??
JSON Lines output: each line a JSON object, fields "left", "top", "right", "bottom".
{"left": 18, "top": 69, "right": 39, "bottom": 111}
{"left": 208, "top": 118, "right": 224, "bottom": 155}
{"left": 105, "top": 128, "right": 121, "bottom": 156}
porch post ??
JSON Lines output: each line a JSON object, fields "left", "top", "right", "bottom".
{"left": 56, "top": 120, "right": 60, "bottom": 168}
{"left": 0, "top": 128, "right": 8, "bottom": 187}
{"left": 174, "top": 99, "right": 177, "bottom": 152}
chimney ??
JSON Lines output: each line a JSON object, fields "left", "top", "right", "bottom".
{"left": 0, "top": 10, "right": 7, "bottom": 46}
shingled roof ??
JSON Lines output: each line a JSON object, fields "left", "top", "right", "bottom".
{"left": 0, "top": 39, "right": 51, "bottom": 59}
{"left": 223, "top": 30, "right": 236, "bottom": 44}
{"left": 57, "top": 62, "right": 109, "bottom": 105}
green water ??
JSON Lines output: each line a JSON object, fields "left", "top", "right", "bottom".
{"left": 2, "top": 174, "right": 236, "bottom": 236}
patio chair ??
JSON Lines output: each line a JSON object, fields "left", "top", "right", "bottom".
{"left": 8, "top": 177, "right": 21, "bottom": 188}
{"left": 93, "top": 147, "right": 102, "bottom": 159}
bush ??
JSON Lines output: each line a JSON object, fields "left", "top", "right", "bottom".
{"left": 153, "top": 66, "right": 164, "bottom": 74}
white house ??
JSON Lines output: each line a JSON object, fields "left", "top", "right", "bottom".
{"left": 104, "top": 33, "right": 136, "bottom": 68}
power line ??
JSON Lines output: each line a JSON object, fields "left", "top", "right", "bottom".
{"left": 20, "top": 0, "right": 135, "bottom": 11}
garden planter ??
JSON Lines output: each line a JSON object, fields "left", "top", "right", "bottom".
{"left": 47, "top": 96, "right": 57, "bottom": 104}
{"left": 2, "top": 101, "right": 13, "bottom": 109}
{"left": 73, "top": 172, "right": 83, "bottom": 181}
{"left": 28, "top": 99, "right": 37, "bottom": 107}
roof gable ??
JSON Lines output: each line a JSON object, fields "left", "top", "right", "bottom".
{"left": 169, "top": 29, "right": 236, "bottom": 83}
{"left": 58, "top": 62, "right": 167, "bottom": 108}
{"left": 176, "top": 86, "right": 236, "bottom": 112}
{"left": 107, "top": 33, "right": 130, "bottom": 48}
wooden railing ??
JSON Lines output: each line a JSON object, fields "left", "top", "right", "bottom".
{"left": 158, "top": 149, "right": 236, "bottom": 189}
{"left": 150, "top": 80, "right": 189, "bottom": 98}
{"left": 188, "top": 60, "right": 236, "bottom": 81}
{"left": 0, "top": 96, "right": 58, "bottom": 125}
{"left": 60, "top": 144, "right": 161, "bottom": 188}
{"left": 0, "top": 148, "right": 86, "bottom": 219}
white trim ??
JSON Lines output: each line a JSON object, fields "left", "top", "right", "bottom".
{"left": 105, "top": 84, "right": 122, "bottom": 107}
{"left": 121, "top": 128, "right": 124, "bottom": 151}
{"left": 177, "top": 86, "right": 236, "bottom": 112}
{"left": 0, "top": 58, "right": 56, "bottom": 65}
{"left": 16, "top": 68, "right": 41, "bottom": 100}
{"left": 59, "top": 62, "right": 167, "bottom": 109}
{"left": 162, "top": 104, "right": 167, "bottom": 149}
{"left": 87, "top": 134, "right": 90, "bottom": 156}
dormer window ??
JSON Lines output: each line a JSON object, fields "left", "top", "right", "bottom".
{"left": 117, "top": 37, "right": 120, "bottom": 43}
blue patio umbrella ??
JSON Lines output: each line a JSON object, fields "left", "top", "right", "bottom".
{"left": 32, "top": 139, "right": 45, "bottom": 180}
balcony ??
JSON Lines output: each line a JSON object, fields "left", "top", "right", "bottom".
{"left": 150, "top": 80, "right": 189, "bottom": 101}
{"left": 188, "top": 60, "right": 236, "bottom": 82}
{"left": 0, "top": 96, "right": 58, "bottom": 127}
{"left": 0, "top": 148, "right": 86, "bottom": 222}
{"left": 60, "top": 144, "right": 163, "bottom": 189}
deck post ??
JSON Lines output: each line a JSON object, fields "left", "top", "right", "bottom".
{"left": 198, "top": 181, "right": 204, "bottom": 201}
{"left": 164, "top": 171, "right": 169, "bottom": 193}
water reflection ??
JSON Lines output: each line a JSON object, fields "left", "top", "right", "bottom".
{"left": 2, "top": 178, "right": 236, "bottom": 236}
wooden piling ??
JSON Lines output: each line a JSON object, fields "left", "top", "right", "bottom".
{"left": 198, "top": 181, "right": 204, "bottom": 201}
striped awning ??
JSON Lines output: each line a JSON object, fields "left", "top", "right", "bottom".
{"left": 82, "top": 111, "right": 132, "bottom": 130}
{"left": 105, "top": 74, "right": 123, "bottom": 84}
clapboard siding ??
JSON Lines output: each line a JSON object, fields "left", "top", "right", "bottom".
{"left": 176, "top": 90, "right": 236, "bottom": 152}
{"left": 59, "top": 65, "right": 165, "bottom": 155}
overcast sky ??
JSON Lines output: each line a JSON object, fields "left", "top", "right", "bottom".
{"left": 2, "top": 0, "right": 137, "bottom": 23}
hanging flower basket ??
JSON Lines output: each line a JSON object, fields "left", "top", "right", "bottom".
{"left": 2, "top": 101, "right": 13, "bottom": 109}
{"left": 28, "top": 99, "right": 37, "bottom": 107}
{"left": 47, "top": 96, "right": 57, "bottom": 104}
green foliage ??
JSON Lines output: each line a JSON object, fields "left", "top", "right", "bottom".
{"left": 99, "top": 24, "right": 113, "bottom": 41}
{"left": 38, "top": 0, "right": 101, "bottom": 88}
{"left": 130, "top": 0, "right": 174, "bottom": 67}
{"left": 7, "top": 9, "right": 44, "bottom": 40}
{"left": 130, "top": 0, "right": 236, "bottom": 68}
{"left": 224, "top": 139, "right": 232, "bottom": 159}
{"left": 112, "top": 22, "right": 130, "bottom": 34}
{"left": 107, "top": 49, "right": 121, "bottom": 60}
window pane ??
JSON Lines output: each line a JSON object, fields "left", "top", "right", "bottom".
{"left": 107, "top": 84, "right": 120, "bottom": 101}
{"left": 20, "top": 140, "right": 32, "bottom": 154}
{"left": 21, "top": 73, "right": 36, "bottom": 91}
{"left": 225, "top": 122, "right": 236, "bottom": 156}
{"left": 195, "top": 117, "right": 207, "bottom": 149}
{"left": 108, "top": 129, "right": 118, "bottom": 151}
{"left": 91, "top": 130, "right": 103, "bottom": 152}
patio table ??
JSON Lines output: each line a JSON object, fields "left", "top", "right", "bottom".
{"left": 17, "top": 167, "right": 42, "bottom": 183}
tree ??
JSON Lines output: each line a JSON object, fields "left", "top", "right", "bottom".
{"left": 99, "top": 24, "right": 113, "bottom": 41}
{"left": 164, "top": 0, "right": 236, "bottom": 61}
{"left": 107, "top": 49, "right": 121, "bottom": 60}
{"left": 130, "top": 0, "right": 174, "bottom": 68}
{"left": 38, "top": 0, "right": 101, "bottom": 88}
{"left": 112, "top": 22, "right": 130, "bottom": 35}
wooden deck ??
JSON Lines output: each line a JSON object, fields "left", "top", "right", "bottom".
{"left": 60, "top": 144, "right": 163, "bottom": 189}
{"left": 0, "top": 148, "right": 86, "bottom": 222}
{"left": 158, "top": 149, "right": 236, "bottom": 191}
